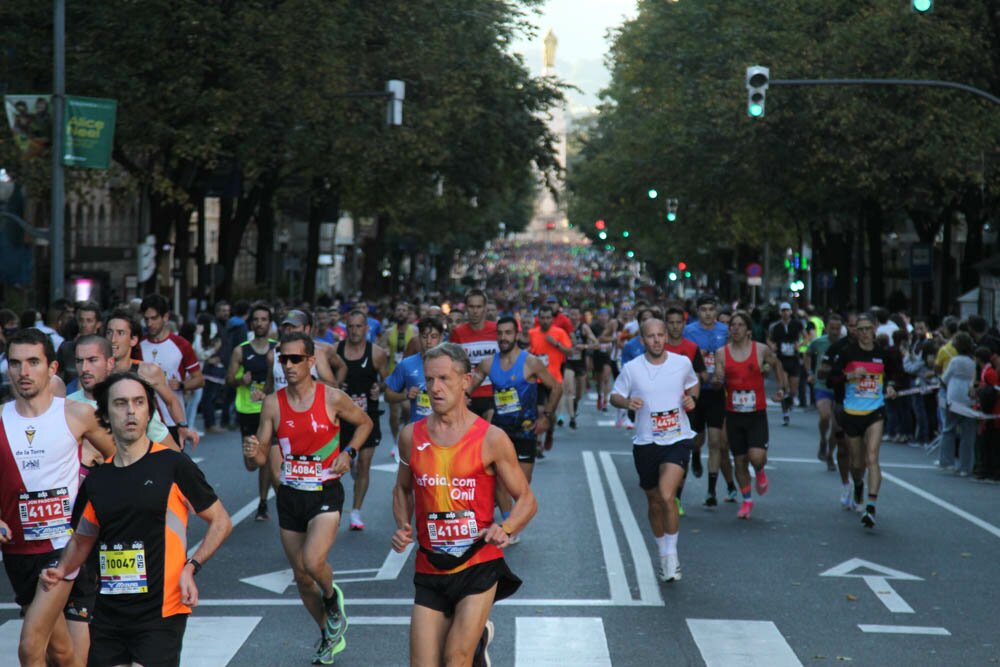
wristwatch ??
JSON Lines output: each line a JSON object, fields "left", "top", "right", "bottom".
{"left": 343, "top": 446, "right": 358, "bottom": 460}
{"left": 177, "top": 422, "right": 189, "bottom": 429}
{"left": 185, "top": 558, "right": 202, "bottom": 576}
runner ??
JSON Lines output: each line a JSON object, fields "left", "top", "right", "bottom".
{"left": 767, "top": 302, "right": 804, "bottom": 426}
{"left": 561, "top": 307, "right": 597, "bottom": 429}
{"left": 41, "top": 371, "right": 232, "bottom": 667}
{"left": 528, "top": 305, "right": 572, "bottom": 455}
{"left": 243, "top": 332, "right": 374, "bottom": 664}
{"left": 386, "top": 317, "right": 445, "bottom": 426}
{"left": 469, "top": 316, "right": 561, "bottom": 541}
{"left": 806, "top": 314, "right": 844, "bottom": 470}
{"left": 828, "top": 313, "right": 899, "bottom": 528}
{"left": 610, "top": 319, "right": 700, "bottom": 582}
{"left": 139, "top": 294, "right": 205, "bottom": 446}
{"left": 714, "top": 312, "right": 787, "bottom": 520}
{"left": 818, "top": 313, "right": 859, "bottom": 509}
{"left": 270, "top": 309, "right": 342, "bottom": 391}
{"left": 380, "top": 303, "right": 419, "bottom": 449}
{"left": 0, "top": 328, "right": 115, "bottom": 666}
{"left": 391, "top": 343, "right": 535, "bottom": 666}
{"left": 337, "top": 310, "right": 389, "bottom": 531}
{"left": 227, "top": 302, "right": 278, "bottom": 521}
{"left": 449, "top": 289, "right": 499, "bottom": 420}
{"left": 591, "top": 308, "right": 619, "bottom": 412}
{"left": 107, "top": 307, "right": 200, "bottom": 450}
{"left": 683, "top": 296, "right": 733, "bottom": 500}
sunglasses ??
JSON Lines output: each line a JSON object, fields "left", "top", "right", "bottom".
{"left": 279, "top": 354, "right": 308, "bottom": 365}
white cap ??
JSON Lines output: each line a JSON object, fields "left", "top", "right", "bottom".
{"left": 779, "top": 302, "right": 792, "bottom": 310}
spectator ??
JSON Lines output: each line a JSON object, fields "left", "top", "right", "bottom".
{"left": 195, "top": 312, "right": 225, "bottom": 434}
{"left": 977, "top": 346, "right": 1000, "bottom": 481}
{"left": 904, "top": 339, "right": 936, "bottom": 445}
{"left": 885, "top": 329, "right": 912, "bottom": 443}
{"left": 939, "top": 332, "right": 977, "bottom": 476}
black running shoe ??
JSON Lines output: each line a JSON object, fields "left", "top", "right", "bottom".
{"left": 255, "top": 500, "right": 269, "bottom": 522}
{"left": 861, "top": 508, "right": 876, "bottom": 529}
{"left": 569, "top": 418, "right": 577, "bottom": 430}
{"left": 691, "top": 455, "right": 703, "bottom": 478}
{"left": 703, "top": 495, "right": 718, "bottom": 508}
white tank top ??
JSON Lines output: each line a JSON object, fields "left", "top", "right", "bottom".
{"left": 0, "top": 397, "right": 80, "bottom": 552}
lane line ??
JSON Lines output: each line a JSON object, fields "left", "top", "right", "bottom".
{"left": 862, "top": 576, "right": 914, "bottom": 614}
{"left": 599, "top": 451, "right": 662, "bottom": 606}
{"left": 375, "top": 542, "right": 414, "bottom": 580}
{"left": 189, "top": 488, "right": 275, "bottom": 557}
{"left": 858, "top": 624, "right": 951, "bottom": 636}
{"left": 181, "top": 616, "right": 262, "bottom": 666}
{"left": 582, "top": 450, "right": 632, "bottom": 604}
{"left": 607, "top": 451, "right": 936, "bottom": 470}
{"left": 687, "top": 619, "right": 803, "bottom": 667}
{"left": 515, "top": 617, "right": 611, "bottom": 666}
{"left": 180, "top": 597, "right": 635, "bottom": 608}
{"left": 882, "top": 471, "right": 1000, "bottom": 540}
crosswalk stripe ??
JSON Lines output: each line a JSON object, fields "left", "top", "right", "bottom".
{"left": 687, "top": 619, "right": 803, "bottom": 667}
{"left": 515, "top": 617, "right": 611, "bottom": 666}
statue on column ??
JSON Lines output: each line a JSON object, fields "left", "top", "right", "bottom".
{"left": 543, "top": 29, "right": 557, "bottom": 70}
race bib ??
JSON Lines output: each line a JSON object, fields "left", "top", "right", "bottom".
{"left": 731, "top": 390, "right": 757, "bottom": 413}
{"left": 426, "top": 510, "right": 478, "bottom": 556}
{"left": 352, "top": 394, "right": 368, "bottom": 411}
{"left": 251, "top": 381, "right": 265, "bottom": 404}
{"left": 283, "top": 454, "right": 325, "bottom": 491}
{"left": 99, "top": 541, "right": 148, "bottom": 595}
{"left": 703, "top": 351, "right": 716, "bottom": 374}
{"left": 416, "top": 391, "right": 432, "bottom": 417}
{"left": 494, "top": 387, "right": 521, "bottom": 415}
{"left": 855, "top": 374, "right": 881, "bottom": 399}
{"left": 780, "top": 342, "right": 796, "bottom": 357}
{"left": 651, "top": 409, "right": 681, "bottom": 439}
{"left": 18, "top": 488, "right": 72, "bottom": 541}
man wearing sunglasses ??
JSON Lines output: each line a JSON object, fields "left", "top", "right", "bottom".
{"left": 270, "top": 309, "right": 345, "bottom": 392}
{"left": 243, "top": 332, "right": 373, "bottom": 665}
{"left": 827, "top": 313, "right": 899, "bottom": 528}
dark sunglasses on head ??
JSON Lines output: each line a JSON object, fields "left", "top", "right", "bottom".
{"left": 279, "top": 354, "right": 307, "bottom": 365}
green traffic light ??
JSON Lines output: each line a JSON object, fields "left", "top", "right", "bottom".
{"left": 626, "top": 250, "right": 635, "bottom": 258}
{"left": 668, "top": 272, "right": 678, "bottom": 281}
{"left": 666, "top": 212, "right": 677, "bottom": 222}
{"left": 598, "top": 231, "right": 607, "bottom": 240}
{"left": 912, "top": 0, "right": 932, "bottom": 11}
{"left": 623, "top": 231, "right": 630, "bottom": 238}
{"left": 748, "top": 103, "right": 764, "bottom": 117}
{"left": 684, "top": 271, "right": 691, "bottom": 278}
{"left": 647, "top": 188, "right": 658, "bottom": 199}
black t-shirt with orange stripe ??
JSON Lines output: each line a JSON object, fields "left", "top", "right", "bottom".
{"left": 73, "top": 442, "right": 217, "bottom": 626}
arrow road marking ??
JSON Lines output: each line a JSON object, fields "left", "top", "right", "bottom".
{"left": 858, "top": 624, "right": 951, "bottom": 635}
{"left": 821, "top": 558, "right": 922, "bottom": 614}
{"left": 861, "top": 576, "right": 914, "bottom": 613}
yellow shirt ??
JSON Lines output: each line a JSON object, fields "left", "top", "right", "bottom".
{"left": 935, "top": 341, "right": 957, "bottom": 374}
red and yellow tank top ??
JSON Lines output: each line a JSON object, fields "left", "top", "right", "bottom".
{"left": 275, "top": 384, "right": 342, "bottom": 491}
{"left": 411, "top": 417, "right": 503, "bottom": 574}
{"left": 724, "top": 342, "right": 767, "bottom": 413}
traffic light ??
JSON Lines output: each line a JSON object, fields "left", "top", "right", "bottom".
{"left": 598, "top": 231, "right": 607, "bottom": 240}
{"left": 622, "top": 230, "right": 630, "bottom": 238}
{"left": 745, "top": 66, "right": 769, "bottom": 117}
{"left": 626, "top": 250, "right": 635, "bottom": 258}
{"left": 595, "top": 219, "right": 605, "bottom": 230}
{"left": 666, "top": 198, "right": 679, "bottom": 222}
{"left": 684, "top": 270, "right": 691, "bottom": 278}
{"left": 912, "top": 0, "right": 932, "bottom": 11}
{"left": 668, "top": 271, "right": 678, "bottom": 281}
{"left": 677, "top": 261, "right": 687, "bottom": 272}
{"left": 647, "top": 188, "right": 658, "bottom": 199}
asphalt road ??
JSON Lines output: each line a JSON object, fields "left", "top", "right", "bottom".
{"left": 3, "top": 394, "right": 999, "bottom": 666}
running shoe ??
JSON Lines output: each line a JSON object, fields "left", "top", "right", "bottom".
{"left": 817, "top": 443, "right": 827, "bottom": 461}
{"left": 737, "top": 501, "right": 753, "bottom": 519}
{"left": 557, "top": 415, "right": 565, "bottom": 427}
{"left": 569, "top": 417, "right": 577, "bottom": 430}
{"left": 255, "top": 500, "right": 269, "bottom": 522}
{"left": 703, "top": 494, "right": 718, "bottom": 508}
{"left": 624, "top": 418, "right": 635, "bottom": 430}
{"left": 839, "top": 485, "right": 853, "bottom": 511}
{"left": 691, "top": 454, "right": 703, "bottom": 478}
{"left": 725, "top": 488, "right": 738, "bottom": 503}
{"left": 782, "top": 415, "right": 790, "bottom": 427}
{"left": 861, "top": 508, "right": 876, "bottom": 529}
{"left": 754, "top": 470, "right": 769, "bottom": 496}
{"left": 658, "top": 553, "right": 681, "bottom": 582}
{"left": 324, "top": 583, "right": 348, "bottom": 647}
{"left": 472, "top": 619, "right": 495, "bottom": 667}
{"left": 826, "top": 456, "right": 836, "bottom": 472}
{"left": 349, "top": 509, "right": 364, "bottom": 531}
{"left": 312, "top": 634, "right": 345, "bottom": 665}
{"left": 675, "top": 498, "right": 685, "bottom": 517}
{"left": 543, "top": 432, "right": 554, "bottom": 451}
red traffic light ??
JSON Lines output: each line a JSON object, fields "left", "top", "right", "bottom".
{"left": 678, "top": 261, "right": 687, "bottom": 271}
{"left": 595, "top": 219, "right": 606, "bottom": 230}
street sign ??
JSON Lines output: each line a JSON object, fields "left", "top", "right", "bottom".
{"left": 747, "top": 276, "right": 762, "bottom": 286}
{"left": 816, "top": 271, "right": 834, "bottom": 289}
{"left": 910, "top": 244, "right": 933, "bottom": 282}
{"left": 746, "top": 262, "right": 763, "bottom": 278}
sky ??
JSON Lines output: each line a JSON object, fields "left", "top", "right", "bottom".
{"left": 510, "top": 0, "right": 638, "bottom": 115}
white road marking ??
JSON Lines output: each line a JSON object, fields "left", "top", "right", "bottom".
{"left": 861, "top": 576, "right": 914, "bottom": 614}
{"left": 882, "top": 471, "right": 1000, "bottom": 540}
{"left": 820, "top": 558, "right": 922, "bottom": 581}
{"left": 582, "top": 451, "right": 631, "bottom": 604}
{"left": 687, "top": 619, "right": 803, "bottom": 667}
{"left": 597, "top": 420, "right": 616, "bottom": 426}
{"left": 181, "top": 616, "right": 261, "bottom": 666}
{"left": 858, "top": 624, "right": 951, "bottom": 636}
{"left": 240, "top": 568, "right": 295, "bottom": 594}
{"left": 599, "top": 451, "right": 662, "bottom": 606}
{"left": 608, "top": 451, "right": 935, "bottom": 470}
{"left": 371, "top": 462, "right": 400, "bottom": 473}
{"left": 191, "top": 597, "right": 643, "bottom": 608}
{"left": 373, "top": 542, "right": 413, "bottom": 580}
{"left": 515, "top": 617, "right": 611, "bottom": 666}
{"left": 188, "top": 488, "right": 275, "bottom": 557}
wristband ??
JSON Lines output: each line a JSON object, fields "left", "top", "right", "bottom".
{"left": 177, "top": 422, "right": 189, "bottom": 429}
{"left": 501, "top": 522, "right": 514, "bottom": 536}
{"left": 343, "top": 447, "right": 357, "bottom": 460}
{"left": 185, "top": 558, "right": 202, "bottom": 576}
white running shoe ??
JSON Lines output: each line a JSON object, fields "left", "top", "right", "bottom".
{"left": 658, "top": 553, "right": 681, "bottom": 582}
{"left": 839, "top": 485, "right": 853, "bottom": 510}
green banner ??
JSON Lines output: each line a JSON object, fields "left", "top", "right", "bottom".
{"left": 63, "top": 96, "right": 117, "bottom": 169}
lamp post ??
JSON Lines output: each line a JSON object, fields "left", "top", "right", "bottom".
{"left": 51, "top": 0, "right": 66, "bottom": 301}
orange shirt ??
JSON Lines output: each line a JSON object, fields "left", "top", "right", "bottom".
{"left": 529, "top": 325, "right": 571, "bottom": 383}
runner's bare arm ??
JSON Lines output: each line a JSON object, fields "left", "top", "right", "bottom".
{"left": 182, "top": 366, "right": 204, "bottom": 391}
{"left": 310, "top": 346, "right": 337, "bottom": 386}
{"left": 327, "top": 347, "right": 348, "bottom": 386}
{"left": 141, "top": 362, "right": 187, "bottom": 425}
{"left": 384, "top": 383, "right": 408, "bottom": 404}
{"left": 713, "top": 347, "right": 727, "bottom": 386}
{"left": 244, "top": 394, "right": 278, "bottom": 469}
{"left": 484, "top": 426, "right": 537, "bottom": 544}
{"left": 328, "top": 388, "right": 373, "bottom": 475}
{"left": 40, "top": 530, "right": 97, "bottom": 591}
{"left": 404, "top": 335, "right": 420, "bottom": 357}
{"left": 67, "top": 400, "right": 116, "bottom": 459}
{"left": 469, "top": 357, "right": 493, "bottom": 393}
{"left": 390, "top": 424, "right": 415, "bottom": 553}
{"left": 180, "top": 499, "right": 232, "bottom": 607}
{"left": 527, "top": 356, "right": 563, "bottom": 415}
{"left": 265, "top": 349, "right": 275, "bottom": 394}
{"left": 225, "top": 345, "right": 247, "bottom": 387}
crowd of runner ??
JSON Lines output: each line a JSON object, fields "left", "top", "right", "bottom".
{"left": 2, "top": 251, "right": 999, "bottom": 665}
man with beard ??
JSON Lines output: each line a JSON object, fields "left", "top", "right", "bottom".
{"left": 528, "top": 305, "right": 572, "bottom": 455}
{"left": 380, "top": 302, "right": 419, "bottom": 452}
{"left": 450, "top": 290, "right": 498, "bottom": 421}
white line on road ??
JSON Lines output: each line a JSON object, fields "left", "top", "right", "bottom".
{"left": 189, "top": 488, "right": 276, "bottom": 557}
{"left": 582, "top": 451, "right": 632, "bottom": 604}
{"left": 687, "top": 619, "right": 804, "bottom": 667}
{"left": 607, "top": 451, "right": 936, "bottom": 470}
{"left": 883, "top": 471, "right": 1000, "bottom": 540}
{"left": 515, "top": 617, "right": 611, "bottom": 666}
{"left": 181, "top": 616, "right": 261, "bottom": 666}
{"left": 374, "top": 542, "right": 414, "bottom": 580}
{"left": 186, "top": 597, "right": 638, "bottom": 608}
{"left": 862, "top": 576, "right": 914, "bottom": 613}
{"left": 858, "top": 624, "right": 951, "bottom": 635}
{"left": 599, "top": 451, "right": 662, "bottom": 606}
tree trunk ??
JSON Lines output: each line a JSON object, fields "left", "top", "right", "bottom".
{"left": 256, "top": 196, "right": 275, "bottom": 297}
{"left": 940, "top": 208, "right": 953, "bottom": 316}
{"left": 361, "top": 215, "right": 388, "bottom": 296}
{"left": 863, "top": 198, "right": 884, "bottom": 308}
{"left": 960, "top": 189, "right": 984, "bottom": 293}
{"left": 303, "top": 187, "right": 337, "bottom": 305}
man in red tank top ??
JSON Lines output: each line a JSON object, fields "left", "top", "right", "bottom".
{"left": 243, "top": 332, "right": 373, "bottom": 665}
{"left": 713, "top": 312, "right": 788, "bottom": 520}
{"left": 391, "top": 342, "right": 537, "bottom": 667}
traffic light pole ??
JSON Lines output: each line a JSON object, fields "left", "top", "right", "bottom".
{"left": 769, "top": 78, "right": 1000, "bottom": 107}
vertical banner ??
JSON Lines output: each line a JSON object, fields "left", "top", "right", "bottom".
{"left": 3, "top": 94, "right": 53, "bottom": 159}
{"left": 63, "top": 96, "right": 117, "bottom": 169}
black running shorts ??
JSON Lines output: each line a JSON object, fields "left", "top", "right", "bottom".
{"left": 342, "top": 414, "right": 383, "bottom": 450}
{"left": 276, "top": 481, "right": 345, "bottom": 533}
{"left": 690, "top": 389, "right": 725, "bottom": 432}
{"left": 779, "top": 355, "right": 801, "bottom": 376}
{"left": 840, "top": 408, "right": 885, "bottom": 439}
{"left": 725, "top": 411, "right": 770, "bottom": 456}
{"left": 632, "top": 440, "right": 694, "bottom": 490}
{"left": 469, "top": 395, "right": 494, "bottom": 418}
{"left": 3, "top": 549, "right": 97, "bottom": 622}
{"left": 510, "top": 437, "right": 537, "bottom": 464}
{"left": 237, "top": 411, "right": 261, "bottom": 438}
{"left": 414, "top": 558, "right": 522, "bottom": 617}
{"left": 89, "top": 614, "right": 187, "bottom": 667}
